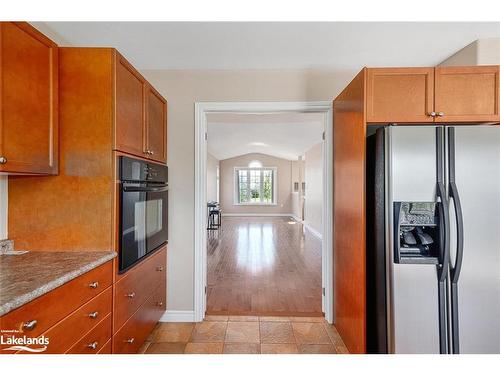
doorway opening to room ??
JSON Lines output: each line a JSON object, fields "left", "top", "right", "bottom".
{"left": 195, "top": 102, "right": 333, "bottom": 323}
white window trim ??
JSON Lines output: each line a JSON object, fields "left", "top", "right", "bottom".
{"left": 233, "top": 166, "right": 277, "bottom": 206}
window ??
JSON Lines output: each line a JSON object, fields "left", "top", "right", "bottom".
{"left": 235, "top": 167, "right": 276, "bottom": 205}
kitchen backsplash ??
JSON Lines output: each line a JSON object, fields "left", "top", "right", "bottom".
{"left": 0, "top": 176, "right": 7, "bottom": 240}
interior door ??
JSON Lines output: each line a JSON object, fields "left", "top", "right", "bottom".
{"left": 435, "top": 66, "right": 500, "bottom": 123}
{"left": 115, "top": 53, "right": 146, "bottom": 158}
{"left": 145, "top": 85, "right": 167, "bottom": 163}
{"left": 451, "top": 126, "right": 500, "bottom": 353}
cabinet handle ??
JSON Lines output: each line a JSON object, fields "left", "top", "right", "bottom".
{"left": 126, "top": 292, "right": 136, "bottom": 298}
{"left": 125, "top": 338, "right": 135, "bottom": 344}
{"left": 0, "top": 156, "right": 7, "bottom": 164}
{"left": 428, "top": 111, "right": 437, "bottom": 118}
{"left": 157, "top": 301, "right": 164, "bottom": 307}
{"left": 87, "top": 341, "right": 98, "bottom": 350}
{"left": 89, "top": 281, "right": 99, "bottom": 289}
{"left": 23, "top": 320, "right": 37, "bottom": 331}
{"left": 88, "top": 311, "right": 99, "bottom": 319}
{"left": 156, "top": 266, "right": 164, "bottom": 271}
{"left": 437, "top": 112, "right": 445, "bottom": 117}
{"left": 149, "top": 150, "right": 155, "bottom": 155}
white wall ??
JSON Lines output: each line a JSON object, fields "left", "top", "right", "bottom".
{"left": 304, "top": 143, "right": 323, "bottom": 237}
{"left": 219, "top": 153, "right": 292, "bottom": 215}
{"left": 140, "top": 68, "right": 354, "bottom": 312}
{"left": 0, "top": 176, "right": 7, "bottom": 240}
{"left": 206, "top": 152, "right": 219, "bottom": 202}
{"left": 439, "top": 38, "right": 500, "bottom": 66}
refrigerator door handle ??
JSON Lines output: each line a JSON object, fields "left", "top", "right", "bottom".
{"left": 437, "top": 185, "right": 451, "bottom": 282}
{"left": 448, "top": 126, "right": 464, "bottom": 354}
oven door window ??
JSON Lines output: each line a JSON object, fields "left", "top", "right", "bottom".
{"left": 120, "top": 183, "right": 168, "bottom": 271}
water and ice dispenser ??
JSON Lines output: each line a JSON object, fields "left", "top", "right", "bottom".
{"left": 393, "top": 202, "right": 440, "bottom": 264}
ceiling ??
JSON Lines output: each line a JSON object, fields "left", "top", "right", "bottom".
{"left": 207, "top": 112, "right": 324, "bottom": 161}
{"left": 32, "top": 22, "right": 500, "bottom": 70}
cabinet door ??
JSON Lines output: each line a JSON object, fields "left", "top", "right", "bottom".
{"left": 366, "top": 68, "right": 435, "bottom": 123}
{"left": 115, "top": 54, "right": 147, "bottom": 157}
{"left": 0, "top": 22, "right": 58, "bottom": 174}
{"left": 434, "top": 66, "right": 500, "bottom": 122}
{"left": 145, "top": 85, "right": 167, "bottom": 163}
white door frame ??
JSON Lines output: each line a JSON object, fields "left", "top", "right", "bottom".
{"left": 194, "top": 101, "right": 334, "bottom": 323}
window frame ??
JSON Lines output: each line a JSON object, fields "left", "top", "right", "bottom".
{"left": 233, "top": 166, "right": 278, "bottom": 206}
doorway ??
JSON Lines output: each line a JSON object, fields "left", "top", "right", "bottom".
{"left": 194, "top": 102, "right": 333, "bottom": 323}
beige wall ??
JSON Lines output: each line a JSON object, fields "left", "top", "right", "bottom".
{"left": 219, "top": 153, "right": 292, "bottom": 215}
{"left": 139, "top": 68, "right": 354, "bottom": 312}
{"left": 304, "top": 142, "right": 323, "bottom": 236}
{"left": 207, "top": 152, "right": 219, "bottom": 202}
{"left": 440, "top": 38, "right": 500, "bottom": 66}
{"left": 0, "top": 176, "right": 7, "bottom": 240}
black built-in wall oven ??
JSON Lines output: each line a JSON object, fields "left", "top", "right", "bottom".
{"left": 119, "top": 156, "right": 168, "bottom": 272}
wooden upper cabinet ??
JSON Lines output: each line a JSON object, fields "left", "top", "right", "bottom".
{"left": 0, "top": 22, "right": 58, "bottom": 174}
{"left": 115, "top": 53, "right": 147, "bottom": 157}
{"left": 114, "top": 52, "right": 167, "bottom": 163}
{"left": 145, "top": 85, "right": 167, "bottom": 163}
{"left": 434, "top": 66, "right": 500, "bottom": 122}
{"left": 366, "top": 67, "right": 435, "bottom": 123}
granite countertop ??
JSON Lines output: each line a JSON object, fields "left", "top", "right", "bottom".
{"left": 0, "top": 251, "right": 117, "bottom": 317}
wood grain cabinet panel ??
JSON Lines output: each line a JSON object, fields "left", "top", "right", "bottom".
{"left": 112, "top": 281, "right": 166, "bottom": 354}
{"left": 366, "top": 67, "right": 435, "bottom": 123}
{"left": 114, "top": 247, "right": 166, "bottom": 331}
{"left": 145, "top": 85, "right": 167, "bottom": 163}
{"left": 0, "top": 22, "right": 58, "bottom": 174}
{"left": 0, "top": 261, "right": 112, "bottom": 342}
{"left": 434, "top": 66, "right": 500, "bottom": 122}
{"left": 66, "top": 314, "right": 112, "bottom": 354}
{"left": 36, "top": 287, "right": 112, "bottom": 354}
{"left": 115, "top": 54, "right": 147, "bottom": 157}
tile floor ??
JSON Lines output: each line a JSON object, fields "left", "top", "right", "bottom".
{"left": 140, "top": 316, "right": 349, "bottom": 354}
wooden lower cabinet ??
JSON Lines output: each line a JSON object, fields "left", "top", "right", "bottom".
{"left": 67, "top": 314, "right": 112, "bottom": 354}
{"left": 0, "top": 261, "right": 113, "bottom": 354}
{"left": 113, "top": 248, "right": 166, "bottom": 330}
{"left": 112, "top": 281, "right": 166, "bottom": 354}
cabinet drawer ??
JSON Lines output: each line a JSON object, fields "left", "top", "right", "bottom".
{"left": 113, "top": 281, "right": 166, "bottom": 354}
{"left": 1, "top": 261, "right": 113, "bottom": 340}
{"left": 40, "top": 287, "right": 112, "bottom": 354}
{"left": 97, "top": 339, "right": 112, "bottom": 354}
{"left": 66, "top": 313, "right": 112, "bottom": 354}
{"left": 114, "top": 248, "right": 166, "bottom": 330}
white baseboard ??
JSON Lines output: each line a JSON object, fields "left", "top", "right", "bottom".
{"left": 160, "top": 310, "right": 196, "bottom": 322}
{"left": 221, "top": 213, "right": 295, "bottom": 218}
{"left": 303, "top": 222, "right": 323, "bottom": 240}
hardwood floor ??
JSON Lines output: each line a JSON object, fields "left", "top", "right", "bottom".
{"left": 206, "top": 216, "right": 323, "bottom": 316}
{"left": 140, "top": 316, "right": 348, "bottom": 354}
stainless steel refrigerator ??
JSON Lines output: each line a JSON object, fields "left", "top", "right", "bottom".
{"left": 366, "top": 125, "right": 500, "bottom": 354}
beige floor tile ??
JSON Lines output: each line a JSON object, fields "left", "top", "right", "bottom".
{"left": 259, "top": 316, "right": 290, "bottom": 322}
{"left": 289, "top": 316, "right": 326, "bottom": 323}
{"left": 145, "top": 342, "right": 186, "bottom": 354}
{"left": 323, "top": 323, "right": 348, "bottom": 352}
{"left": 190, "top": 321, "right": 227, "bottom": 342}
{"left": 260, "top": 322, "right": 296, "bottom": 344}
{"left": 204, "top": 315, "right": 229, "bottom": 321}
{"left": 225, "top": 322, "right": 260, "bottom": 343}
{"left": 223, "top": 343, "right": 261, "bottom": 354}
{"left": 154, "top": 323, "right": 195, "bottom": 342}
{"left": 138, "top": 341, "right": 151, "bottom": 354}
{"left": 229, "top": 315, "right": 259, "bottom": 322}
{"left": 298, "top": 344, "right": 337, "bottom": 354}
{"left": 261, "top": 343, "right": 299, "bottom": 354}
{"left": 184, "top": 342, "right": 223, "bottom": 354}
{"left": 292, "top": 322, "right": 331, "bottom": 345}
